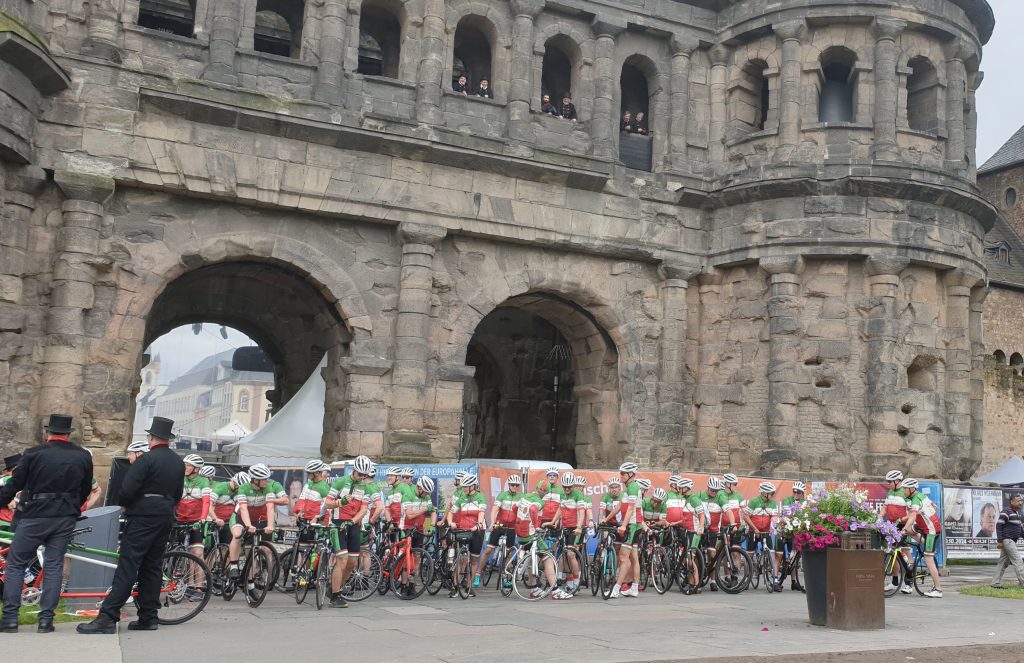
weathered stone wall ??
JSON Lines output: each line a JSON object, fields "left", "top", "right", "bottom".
{"left": 982, "top": 359, "right": 1024, "bottom": 473}
{"left": 980, "top": 163, "right": 1024, "bottom": 239}
{"left": 983, "top": 287, "right": 1024, "bottom": 359}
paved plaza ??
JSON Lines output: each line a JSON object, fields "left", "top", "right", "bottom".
{"left": 3, "top": 567, "right": 1022, "bottom": 662}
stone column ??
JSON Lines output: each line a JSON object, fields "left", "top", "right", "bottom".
{"left": 83, "top": 0, "right": 123, "bottom": 60}
{"left": 204, "top": 0, "right": 242, "bottom": 85}
{"left": 668, "top": 36, "right": 698, "bottom": 170}
{"left": 773, "top": 19, "right": 806, "bottom": 157}
{"left": 590, "top": 18, "right": 625, "bottom": 160}
{"left": 653, "top": 263, "right": 700, "bottom": 464}
{"left": 968, "top": 285, "right": 987, "bottom": 470}
{"left": 314, "top": 0, "right": 348, "bottom": 104}
{"left": 943, "top": 41, "right": 970, "bottom": 170}
{"left": 870, "top": 18, "right": 906, "bottom": 160}
{"left": 759, "top": 256, "right": 805, "bottom": 472}
{"left": 388, "top": 222, "right": 446, "bottom": 455}
{"left": 39, "top": 172, "right": 115, "bottom": 422}
{"left": 508, "top": 0, "right": 545, "bottom": 142}
{"left": 415, "top": 0, "right": 446, "bottom": 124}
{"left": 942, "top": 269, "right": 979, "bottom": 475}
{"left": 691, "top": 271, "right": 726, "bottom": 470}
{"left": 967, "top": 71, "right": 981, "bottom": 181}
{"left": 863, "top": 255, "right": 909, "bottom": 455}
{"left": 707, "top": 44, "right": 730, "bottom": 170}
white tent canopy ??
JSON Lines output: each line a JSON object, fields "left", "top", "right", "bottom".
{"left": 211, "top": 421, "right": 250, "bottom": 442}
{"left": 223, "top": 355, "right": 326, "bottom": 466}
{"left": 974, "top": 456, "right": 1024, "bottom": 485}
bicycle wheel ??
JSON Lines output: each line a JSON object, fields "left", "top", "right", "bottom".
{"left": 315, "top": 550, "right": 334, "bottom": 610}
{"left": 205, "top": 544, "right": 229, "bottom": 597}
{"left": 156, "top": 551, "right": 211, "bottom": 625}
{"left": 222, "top": 562, "right": 238, "bottom": 602}
{"left": 341, "top": 551, "right": 382, "bottom": 602}
{"left": 715, "top": 546, "right": 752, "bottom": 595}
{"left": 258, "top": 541, "right": 281, "bottom": 592}
{"left": 455, "top": 547, "right": 473, "bottom": 599}
{"left": 243, "top": 546, "right": 271, "bottom": 608}
{"left": 513, "top": 551, "right": 556, "bottom": 601}
{"left": 390, "top": 549, "right": 433, "bottom": 600}
{"left": 277, "top": 548, "right": 295, "bottom": 594}
{"left": 677, "top": 548, "right": 705, "bottom": 594}
{"left": 482, "top": 547, "right": 499, "bottom": 587}
{"left": 762, "top": 551, "right": 776, "bottom": 593}
{"left": 651, "top": 547, "right": 673, "bottom": 594}
{"left": 590, "top": 544, "right": 603, "bottom": 596}
{"left": 749, "top": 549, "right": 761, "bottom": 589}
{"left": 911, "top": 556, "right": 937, "bottom": 596}
{"left": 427, "top": 548, "right": 449, "bottom": 595}
{"left": 882, "top": 550, "right": 905, "bottom": 598}
{"left": 293, "top": 547, "right": 312, "bottom": 605}
{"left": 559, "top": 546, "right": 585, "bottom": 596}
{"left": 377, "top": 551, "right": 393, "bottom": 596}
{"left": 600, "top": 548, "right": 617, "bottom": 600}
{"left": 499, "top": 553, "right": 516, "bottom": 597}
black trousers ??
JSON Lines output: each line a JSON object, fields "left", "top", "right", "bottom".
{"left": 1, "top": 516, "right": 75, "bottom": 622}
{"left": 100, "top": 515, "right": 172, "bottom": 623}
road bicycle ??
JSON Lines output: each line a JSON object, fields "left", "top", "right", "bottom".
{"left": 379, "top": 525, "right": 433, "bottom": 600}
{"left": 504, "top": 528, "right": 558, "bottom": 601}
{"left": 882, "top": 537, "right": 929, "bottom": 597}
{"left": 0, "top": 525, "right": 209, "bottom": 625}
{"left": 747, "top": 533, "right": 778, "bottom": 593}
{"left": 698, "top": 526, "right": 753, "bottom": 594}
{"left": 444, "top": 528, "right": 477, "bottom": 599}
{"left": 426, "top": 526, "right": 460, "bottom": 597}
{"left": 480, "top": 526, "right": 516, "bottom": 590}
{"left": 547, "top": 526, "right": 587, "bottom": 596}
{"left": 776, "top": 538, "right": 804, "bottom": 592}
{"left": 591, "top": 525, "right": 619, "bottom": 600}
{"left": 667, "top": 527, "right": 705, "bottom": 595}
{"left": 221, "top": 529, "right": 278, "bottom": 607}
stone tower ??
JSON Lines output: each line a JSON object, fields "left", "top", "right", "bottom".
{"left": 0, "top": 0, "right": 997, "bottom": 479}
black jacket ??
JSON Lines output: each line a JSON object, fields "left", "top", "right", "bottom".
{"left": 119, "top": 445, "right": 184, "bottom": 517}
{"left": 475, "top": 86, "right": 494, "bottom": 99}
{"left": 560, "top": 103, "right": 578, "bottom": 121}
{"left": 0, "top": 441, "right": 93, "bottom": 519}
{"left": 996, "top": 506, "right": 1023, "bottom": 542}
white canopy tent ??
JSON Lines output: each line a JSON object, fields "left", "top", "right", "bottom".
{"left": 223, "top": 356, "right": 326, "bottom": 466}
{"left": 974, "top": 456, "right": 1024, "bottom": 486}
{"left": 211, "top": 421, "right": 250, "bottom": 442}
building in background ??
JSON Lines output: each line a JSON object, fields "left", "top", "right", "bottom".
{"left": 131, "top": 354, "right": 167, "bottom": 443}
{"left": 153, "top": 350, "right": 273, "bottom": 454}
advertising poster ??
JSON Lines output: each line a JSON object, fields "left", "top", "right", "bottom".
{"left": 944, "top": 485, "right": 999, "bottom": 559}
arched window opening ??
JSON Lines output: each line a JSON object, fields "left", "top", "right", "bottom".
{"left": 1011, "top": 353, "right": 1024, "bottom": 376}
{"left": 452, "top": 17, "right": 494, "bottom": 93}
{"left": 907, "top": 356, "right": 938, "bottom": 391}
{"left": 1006, "top": 188, "right": 1018, "bottom": 209}
{"left": 994, "top": 350, "right": 1007, "bottom": 364}
{"left": 818, "top": 47, "right": 857, "bottom": 123}
{"left": 730, "top": 59, "right": 770, "bottom": 133}
{"left": 906, "top": 57, "right": 939, "bottom": 133}
{"left": 238, "top": 390, "right": 250, "bottom": 412}
{"left": 619, "top": 57, "right": 654, "bottom": 171}
{"left": 358, "top": 3, "right": 402, "bottom": 78}
{"left": 254, "top": 0, "right": 304, "bottom": 58}
{"left": 137, "top": 0, "right": 196, "bottom": 38}
{"left": 620, "top": 62, "right": 650, "bottom": 123}
{"left": 541, "top": 37, "right": 576, "bottom": 104}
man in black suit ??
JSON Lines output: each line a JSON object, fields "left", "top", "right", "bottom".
{"left": 78, "top": 417, "right": 184, "bottom": 634}
{"left": 0, "top": 414, "right": 93, "bottom": 633}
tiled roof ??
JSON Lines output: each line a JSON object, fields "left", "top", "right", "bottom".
{"left": 983, "top": 215, "right": 1024, "bottom": 288}
{"left": 162, "top": 349, "right": 272, "bottom": 396}
{"left": 979, "top": 124, "right": 1024, "bottom": 175}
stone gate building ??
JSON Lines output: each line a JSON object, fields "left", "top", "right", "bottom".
{"left": 0, "top": 0, "right": 999, "bottom": 480}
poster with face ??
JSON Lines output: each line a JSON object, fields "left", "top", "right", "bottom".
{"left": 973, "top": 489, "right": 1001, "bottom": 539}
{"left": 943, "top": 487, "right": 973, "bottom": 538}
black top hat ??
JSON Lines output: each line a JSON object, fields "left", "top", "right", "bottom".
{"left": 145, "top": 416, "right": 175, "bottom": 441}
{"left": 45, "top": 414, "right": 73, "bottom": 435}
{"left": 3, "top": 454, "right": 21, "bottom": 471}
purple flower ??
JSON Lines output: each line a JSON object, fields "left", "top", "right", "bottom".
{"left": 850, "top": 522, "right": 858, "bottom": 531}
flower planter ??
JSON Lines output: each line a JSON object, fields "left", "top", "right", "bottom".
{"left": 804, "top": 548, "right": 885, "bottom": 630}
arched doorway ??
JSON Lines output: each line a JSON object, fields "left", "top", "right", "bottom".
{"left": 460, "top": 294, "right": 621, "bottom": 466}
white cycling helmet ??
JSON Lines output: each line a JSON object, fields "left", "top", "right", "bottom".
{"left": 352, "top": 455, "right": 375, "bottom": 476}
{"left": 899, "top": 477, "right": 919, "bottom": 489}
{"left": 560, "top": 472, "right": 575, "bottom": 487}
{"left": 792, "top": 481, "right": 807, "bottom": 493}
{"left": 678, "top": 478, "right": 694, "bottom": 490}
{"left": 636, "top": 478, "right": 652, "bottom": 490}
{"left": 708, "top": 477, "right": 724, "bottom": 491}
{"left": 619, "top": 462, "right": 639, "bottom": 474}
{"left": 607, "top": 478, "right": 622, "bottom": 487}
{"left": 306, "top": 459, "right": 325, "bottom": 473}
{"left": 183, "top": 454, "right": 204, "bottom": 467}
{"left": 199, "top": 465, "right": 216, "bottom": 478}
{"left": 455, "top": 471, "right": 468, "bottom": 482}
{"left": 126, "top": 440, "right": 149, "bottom": 453}
{"left": 507, "top": 474, "right": 523, "bottom": 486}
{"left": 416, "top": 476, "right": 435, "bottom": 493}
{"left": 233, "top": 472, "right": 252, "bottom": 486}
{"left": 386, "top": 466, "right": 401, "bottom": 476}
{"left": 574, "top": 475, "right": 586, "bottom": 486}
{"left": 315, "top": 461, "right": 331, "bottom": 473}
{"left": 885, "top": 470, "right": 905, "bottom": 482}
{"left": 248, "top": 463, "right": 272, "bottom": 480}
{"left": 460, "top": 474, "right": 479, "bottom": 488}
{"left": 722, "top": 473, "right": 738, "bottom": 485}
{"left": 652, "top": 487, "right": 667, "bottom": 500}
{"left": 759, "top": 481, "right": 776, "bottom": 494}
{"left": 400, "top": 467, "right": 415, "bottom": 478}
{"left": 668, "top": 474, "right": 683, "bottom": 486}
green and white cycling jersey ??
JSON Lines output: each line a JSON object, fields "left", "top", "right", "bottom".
{"left": 561, "top": 488, "right": 587, "bottom": 528}
{"left": 399, "top": 491, "right": 435, "bottom": 531}
{"left": 642, "top": 497, "right": 667, "bottom": 523}
{"left": 235, "top": 480, "right": 285, "bottom": 522}
{"left": 450, "top": 491, "right": 487, "bottom": 530}
{"left": 744, "top": 496, "right": 778, "bottom": 532}
{"left": 386, "top": 482, "right": 416, "bottom": 520}
{"left": 618, "top": 480, "right": 641, "bottom": 525}
{"left": 210, "top": 481, "right": 239, "bottom": 521}
{"left": 494, "top": 490, "right": 521, "bottom": 526}
{"left": 601, "top": 492, "right": 622, "bottom": 523}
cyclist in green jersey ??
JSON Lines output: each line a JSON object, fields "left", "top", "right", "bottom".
{"left": 476, "top": 474, "right": 523, "bottom": 586}
{"left": 210, "top": 472, "right": 249, "bottom": 543}
{"left": 611, "top": 463, "right": 643, "bottom": 598}
{"left": 395, "top": 476, "right": 436, "bottom": 595}
{"left": 743, "top": 481, "right": 781, "bottom": 590}
{"left": 600, "top": 478, "right": 623, "bottom": 525}
{"left": 229, "top": 464, "right": 284, "bottom": 578}
{"left": 294, "top": 461, "right": 331, "bottom": 524}
{"left": 447, "top": 474, "right": 486, "bottom": 597}
{"left": 779, "top": 481, "right": 805, "bottom": 591}
{"left": 442, "top": 471, "right": 469, "bottom": 524}
{"left": 642, "top": 487, "right": 668, "bottom": 528}
{"left": 325, "top": 455, "right": 376, "bottom": 608}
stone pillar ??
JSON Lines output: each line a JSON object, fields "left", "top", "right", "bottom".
{"left": 707, "top": 44, "right": 729, "bottom": 170}
{"left": 83, "top": 0, "right": 124, "bottom": 60}
{"left": 863, "top": 255, "right": 910, "bottom": 455}
{"left": 944, "top": 41, "right": 970, "bottom": 170}
{"left": 388, "top": 222, "right": 446, "bottom": 456}
{"left": 314, "top": 0, "right": 348, "bottom": 104}
{"left": 942, "top": 269, "right": 978, "bottom": 476}
{"left": 870, "top": 18, "right": 906, "bottom": 160}
{"left": 415, "top": 0, "right": 446, "bottom": 124}
{"left": 691, "top": 271, "right": 726, "bottom": 470}
{"left": 39, "top": 172, "right": 115, "bottom": 423}
{"left": 590, "top": 18, "right": 625, "bottom": 160}
{"left": 759, "top": 256, "right": 805, "bottom": 472}
{"left": 204, "top": 0, "right": 242, "bottom": 85}
{"left": 773, "top": 19, "right": 806, "bottom": 157}
{"left": 668, "top": 36, "right": 697, "bottom": 170}
{"left": 966, "top": 71, "right": 981, "bottom": 181}
{"left": 508, "top": 0, "right": 545, "bottom": 142}
{"left": 968, "top": 285, "right": 987, "bottom": 472}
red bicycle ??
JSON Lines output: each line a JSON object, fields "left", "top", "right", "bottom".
{"left": 377, "top": 525, "right": 434, "bottom": 600}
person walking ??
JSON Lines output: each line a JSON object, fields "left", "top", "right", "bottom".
{"left": 77, "top": 416, "right": 184, "bottom": 634}
{"left": 992, "top": 494, "right": 1024, "bottom": 588}
{"left": 0, "top": 414, "right": 93, "bottom": 633}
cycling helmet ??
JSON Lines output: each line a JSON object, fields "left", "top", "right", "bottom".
{"left": 400, "top": 467, "right": 415, "bottom": 478}
{"left": 455, "top": 471, "right": 468, "bottom": 482}
{"left": 507, "top": 474, "right": 523, "bottom": 486}
{"left": 233, "top": 471, "right": 252, "bottom": 486}
{"left": 636, "top": 478, "right": 652, "bottom": 490}
{"left": 306, "top": 459, "right": 326, "bottom": 473}
{"left": 759, "top": 481, "right": 776, "bottom": 494}
{"left": 416, "top": 476, "right": 435, "bottom": 493}
{"left": 560, "top": 472, "right": 575, "bottom": 487}
{"left": 668, "top": 474, "right": 683, "bottom": 486}
{"left": 316, "top": 461, "right": 332, "bottom": 473}
{"left": 126, "top": 440, "right": 149, "bottom": 453}
{"left": 619, "top": 462, "right": 639, "bottom": 474}
{"left": 575, "top": 475, "right": 587, "bottom": 486}
{"left": 708, "top": 477, "right": 724, "bottom": 491}
{"left": 546, "top": 467, "right": 559, "bottom": 477}
{"left": 898, "top": 477, "right": 919, "bottom": 489}
{"left": 722, "top": 473, "right": 738, "bottom": 485}
{"left": 248, "top": 463, "right": 271, "bottom": 479}
{"left": 792, "top": 481, "right": 807, "bottom": 493}
{"left": 707, "top": 476, "right": 717, "bottom": 488}
{"left": 652, "top": 487, "right": 667, "bottom": 500}
{"left": 460, "top": 474, "right": 479, "bottom": 488}
{"left": 386, "top": 466, "right": 401, "bottom": 476}
{"left": 885, "top": 470, "right": 905, "bottom": 482}
{"left": 607, "top": 478, "right": 622, "bottom": 487}
{"left": 678, "top": 478, "right": 694, "bottom": 490}
{"left": 183, "top": 454, "right": 204, "bottom": 467}
{"left": 352, "top": 455, "right": 375, "bottom": 476}
{"left": 199, "top": 465, "right": 216, "bottom": 478}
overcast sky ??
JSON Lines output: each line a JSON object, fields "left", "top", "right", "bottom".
{"left": 148, "top": 324, "right": 257, "bottom": 385}
{"left": 977, "top": 0, "right": 1024, "bottom": 165}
